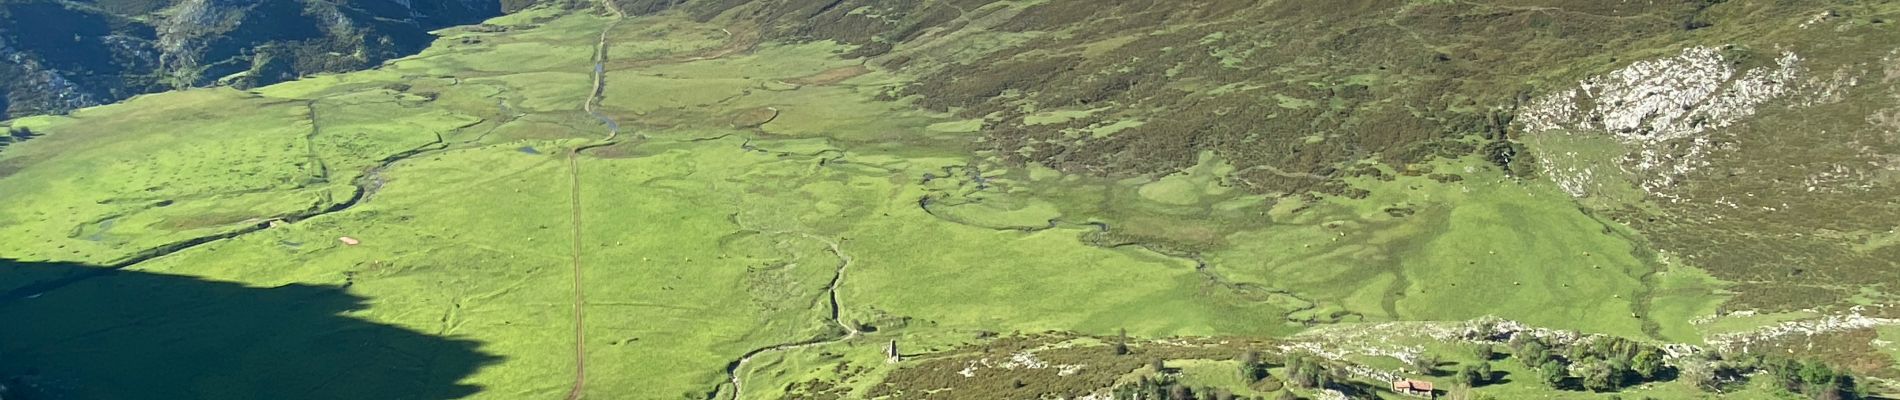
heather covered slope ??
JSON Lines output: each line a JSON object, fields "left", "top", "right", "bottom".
{"left": 632, "top": 0, "right": 1746, "bottom": 193}
{"left": 2, "top": 1, "right": 1899, "bottom": 399}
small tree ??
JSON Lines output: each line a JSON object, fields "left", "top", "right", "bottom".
{"left": 1291, "top": 365, "right": 1321, "bottom": 389}
{"left": 1798, "top": 360, "right": 1836, "bottom": 388}
{"left": 1508, "top": 335, "right": 1540, "bottom": 353}
{"left": 1474, "top": 344, "right": 1496, "bottom": 361}
{"left": 1476, "top": 362, "right": 1494, "bottom": 384}
{"left": 1410, "top": 353, "right": 1441, "bottom": 375}
{"left": 1538, "top": 360, "right": 1568, "bottom": 389}
{"left": 1457, "top": 365, "right": 1484, "bottom": 387}
{"left": 1631, "top": 349, "right": 1664, "bottom": 380}
{"left": 1681, "top": 362, "right": 1723, "bottom": 393}
{"left": 1567, "top": 346, "right": 1595, "bottom": 366}
{"left": 1240, "top": 351, "right": 1268, "bottom": 382}
{"left": 1521, "top": 343, "right": 1551, "bottom": 368}
{"left": 1580, "top": 360, "right": 1620, "bottom": 392}
{"left": 1284, "top": 355, "right": 1333, "bottom": 389}
{"left": 1609, "top": 358, "right": 1633, "bottom": 386}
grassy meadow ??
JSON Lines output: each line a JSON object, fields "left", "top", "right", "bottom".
{"left": 1, "top": 4, "right": 1886, "bottom": 400}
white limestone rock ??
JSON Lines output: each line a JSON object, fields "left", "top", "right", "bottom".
{"left": 1520, "top": 46, "right": 1815, "bottom": 200}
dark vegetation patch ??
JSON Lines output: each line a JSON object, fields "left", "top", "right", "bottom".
{"left": 609, "top": 0, "right": 688, "bottom": 15}
{"left": 865, "top": 336, "right": 1151, "bottom": 399}
{"left": 0, "top": 126, "right": 44, "bottom": 178}
{"left": 0, "top": 155, "right": 31, "bottom": 179}
{"left": 0, "top": 0, "right": 504, "bottom": 118}
{"left": 85, "top": 0, "right": 171, "bottom": 15}
{"left": 899, "top": 0, "right": 1692, "bottom": 195}
{"left": 822, "top": 333, "right": 1284, "bottom": 400}
{"left": 0, "top": 1, "right": 147, "bottom": 78}
{"left": 662, "top": 0, "right": 1700, "bottom": 200}
{"left": 160, "top": 211, "right": 265, "bottom": 230}
{"left": 205, "top": 0, "right": 502, "bottom": 89}
{"left": 1691, "top": 350, "right": 1872, "bottom": 400}
{"left": 785, "top": 65, "right": 870, "bottom": 86}
{"left": 728, "top": 106, "right": 779, "bottom": 128}
{"left": 0, "top": 0, "right": 163, "bottom": 116}
{"left": 1469, "top": 330, "right": 1874, "bottom": 398}
{"left": 813, "top": 327, "right": 1883, "bottom": 400}
{"left": 1745, "top": 328, "right": 1898, "bottom": 380}
{"left": 579, "top": 137, "right": 655, "bottom": 159}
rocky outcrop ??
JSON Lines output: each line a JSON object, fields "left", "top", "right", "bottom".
{"left": 1520, "top": 46, "right": 1811, "bottom": 200}
{"left": 1511, "top": 6, "right": 1900, "bottom": 313}
{"left": 0, "top": 39, "right": 103, "bottom": 116}
{"left": 157, "top": 0, "right": 500, "bottom": 88}
{"left": 0, "top": 2, "right": 158, "bottom": 118}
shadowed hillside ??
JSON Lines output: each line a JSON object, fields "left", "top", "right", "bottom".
{"left": 0, "top": 0, "right": 508, "bottom": 119}
{"left": 0, "top": 259, "right": 497, "bottom": 400}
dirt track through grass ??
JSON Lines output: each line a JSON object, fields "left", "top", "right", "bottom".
{"left": 563, "top": 150, "right": 590, "bottom": 400}
{"left": 564, "top": 6, "right": 622, "bottom": 399}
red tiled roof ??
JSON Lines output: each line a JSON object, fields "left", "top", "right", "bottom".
{"left": 1392, "top": 379, "right": 1434, "bottom": 391}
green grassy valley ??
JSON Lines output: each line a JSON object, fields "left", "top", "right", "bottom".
{"left": 3, "top": 1, "right": 1898, "bottom": 399}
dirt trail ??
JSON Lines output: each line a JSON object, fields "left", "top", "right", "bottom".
{"left": 563, "top": 5, "right": 623, "bottom": 399}
{"left": 557, "top": 11, "right": 812, "bottom": 400}
{"left": 562, "top": 150, "right": 592, "bottom": 400}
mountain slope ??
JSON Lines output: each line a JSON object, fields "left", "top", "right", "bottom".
{"left": 0, "top": 0, "right": 505, "bottom": 118}
{"left": 653, "top": 0, "right": 1900, "bottom": 316}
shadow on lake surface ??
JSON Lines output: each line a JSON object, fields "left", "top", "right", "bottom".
{"left": 0, "top": 259, "right": 498, "bottom": 400}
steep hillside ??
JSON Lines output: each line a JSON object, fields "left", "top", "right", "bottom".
{"left": 0, "top": 0, "right": 157, "bottom": 116}
{"left": 0, "top": 0, "right": 505, "bottom": 118}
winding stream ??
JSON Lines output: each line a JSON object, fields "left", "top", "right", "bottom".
{"left": 711, "top": 232, "right": 860, "bottom": 400}
{"left": 1, "top": 120, "right": 450, "bottom": 304}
